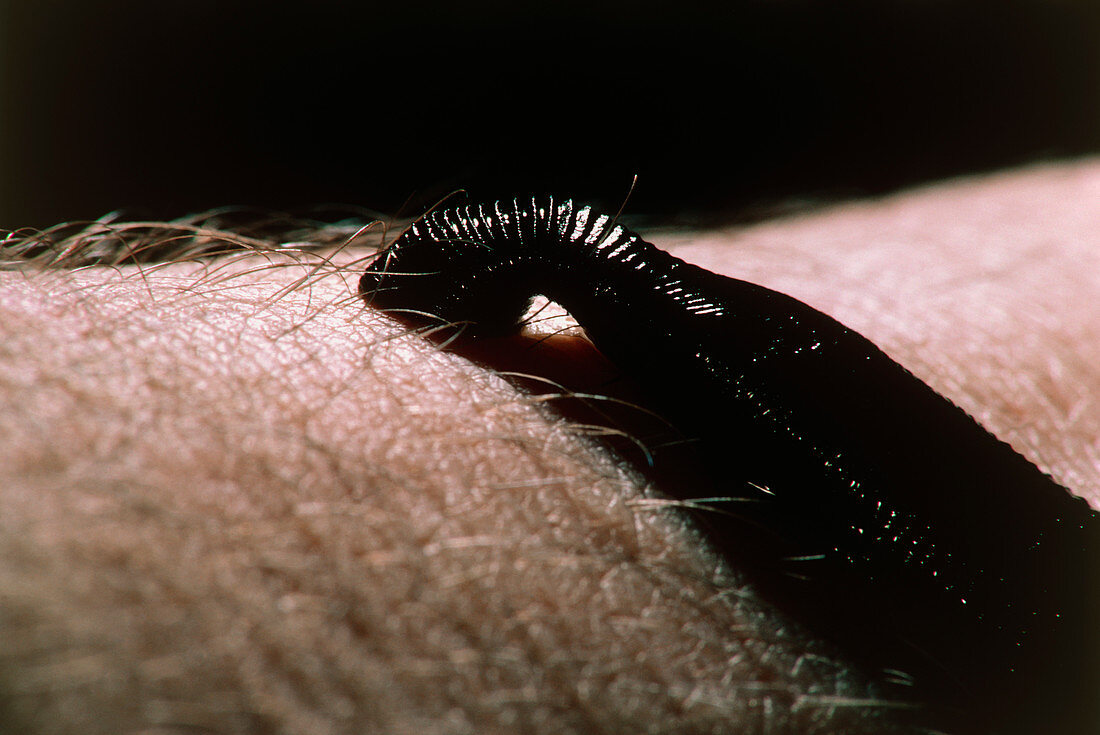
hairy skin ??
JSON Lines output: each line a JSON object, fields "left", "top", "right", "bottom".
{"left": 1, "top": 161, "right": 1098, "bottom": 734}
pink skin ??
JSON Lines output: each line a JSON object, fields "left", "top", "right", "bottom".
{"left": 1, "top": 160, "right": 1097, "bottom": 734}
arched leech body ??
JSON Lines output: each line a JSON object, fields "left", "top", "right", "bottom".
{"left": 359, "top": 196, "right": 1099, "bottom": 734}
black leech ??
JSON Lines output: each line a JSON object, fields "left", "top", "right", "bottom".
{"left": 359, "top": 196, "right": 1100, "bottom": 734}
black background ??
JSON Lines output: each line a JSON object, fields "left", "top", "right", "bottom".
{"left": 3, "top": 0, "right": 1098, "bottom": 228}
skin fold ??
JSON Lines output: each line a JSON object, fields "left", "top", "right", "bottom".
{"left": 1, "top": 160, "right": 1098, "bottom": 734}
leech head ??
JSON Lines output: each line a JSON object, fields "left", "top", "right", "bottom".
{"left": 359, "top": 196, "right": 649, "bottom": 338}
{"left": 359, "top": 217, "right": 535, "bottom": 336}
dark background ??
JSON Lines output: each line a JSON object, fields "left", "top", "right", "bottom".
{"left": 3, "top": 0, "right": 1098, "bottom": 228}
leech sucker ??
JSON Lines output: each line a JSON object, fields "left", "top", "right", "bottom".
{"left": 359, "top": 196, "right": 1100, "bottom": 734}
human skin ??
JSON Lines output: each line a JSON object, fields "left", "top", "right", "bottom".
{"left": 1, "top": 161, "right": 1098, "bottom": 734}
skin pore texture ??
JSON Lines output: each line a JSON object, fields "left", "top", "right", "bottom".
{"left": 1, "top": 160, "right": 1099, "bottom": 734}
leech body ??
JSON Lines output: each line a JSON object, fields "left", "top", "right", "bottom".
{"left": 360, "top": 196, "right": 1099, "bottom": 733}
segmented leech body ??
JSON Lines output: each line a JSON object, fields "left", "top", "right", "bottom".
{"left": 360, "top": 196, "right": 1099, "bottom": 734}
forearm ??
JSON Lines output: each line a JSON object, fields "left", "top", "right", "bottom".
{"left": 2, "top": 160, "right": 1098, "bottom": 734}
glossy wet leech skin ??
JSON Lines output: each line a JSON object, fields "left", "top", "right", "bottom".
{"left": 359, "top": 196, "right": 1100, "bottom": 734}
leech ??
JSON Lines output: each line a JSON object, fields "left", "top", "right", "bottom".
{"left": 359, "top": 195, "right": 1099, "bottom": 734}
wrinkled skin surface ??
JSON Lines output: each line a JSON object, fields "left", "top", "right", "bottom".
{"left": 2, "top": 161, "right": 1098, "bottom": 734}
